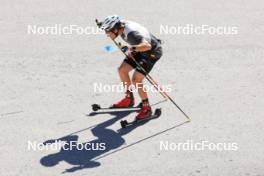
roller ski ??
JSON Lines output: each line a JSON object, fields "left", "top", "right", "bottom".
{"left": 120, "top": 99, "right": 161, "bottom": 128}
{"left": 120, "top": 108, "right": 162, "bottom": 128}
{"left": 91, "top": 103, "right": 142, "bottom": 112}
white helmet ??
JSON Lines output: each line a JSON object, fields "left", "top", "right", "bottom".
{"left": 100, "top": 15, "right": 121, "bottom": 32}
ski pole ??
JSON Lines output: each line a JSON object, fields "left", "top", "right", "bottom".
{"left": 114, "top": 41, "right": 191, "bottom": 121}
{"left": 95, "top": 19, "right": 191, "bottom": 121}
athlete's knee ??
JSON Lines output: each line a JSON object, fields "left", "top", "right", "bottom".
{"left": 132, "top": 76, "right": 142, "bottom": 85}
{"left": 118, "top": 66, "right": 129, "bottom": 75}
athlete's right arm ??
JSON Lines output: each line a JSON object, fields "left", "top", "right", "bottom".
{"left": 106, "top": 31, "right": 118, "bottom": 40}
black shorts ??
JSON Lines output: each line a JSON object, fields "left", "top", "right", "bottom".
{"left": 123, "top": 48, "right": 162, "bottom": 75}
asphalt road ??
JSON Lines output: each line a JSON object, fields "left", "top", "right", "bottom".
{"left": 0, "top": 0, "right": 264, "bottom": 175}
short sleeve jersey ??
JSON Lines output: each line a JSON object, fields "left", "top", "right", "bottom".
{"left": 121, "top": 21, "right": 161, "bottom": 54}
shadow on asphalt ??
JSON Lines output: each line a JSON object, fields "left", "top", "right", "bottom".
{"left": 40, "top": 109, "right": 146, "bottom": 173}
{"left": 40, "top": 109, "right": 188, "bottom": 173}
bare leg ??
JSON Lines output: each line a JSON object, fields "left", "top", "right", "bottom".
{"left": 118, "top": 62, "right": 134, "bottom": 91}
{"left": 132, "top": 71, "right": 148, "bottom": 100}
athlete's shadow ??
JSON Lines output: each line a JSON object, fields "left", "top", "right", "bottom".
{"left": 40, "top": 109, "right": 147, "bottom": 173}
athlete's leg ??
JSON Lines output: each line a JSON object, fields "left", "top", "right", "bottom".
{"left": 132, "top": 71, "right": 147, "bottom": 100}
{"left": 132, "top": 71, "right": 152, "bottom": 119}
{"left": 118, "top": 61, "right": 134, "bottom": 91}
{"left": 112, "top": 61, "right": 135, "bottom": 108}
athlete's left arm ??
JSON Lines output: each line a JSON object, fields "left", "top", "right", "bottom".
{"left": 131, "top": 39, "right": 151, "bottom": 52}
